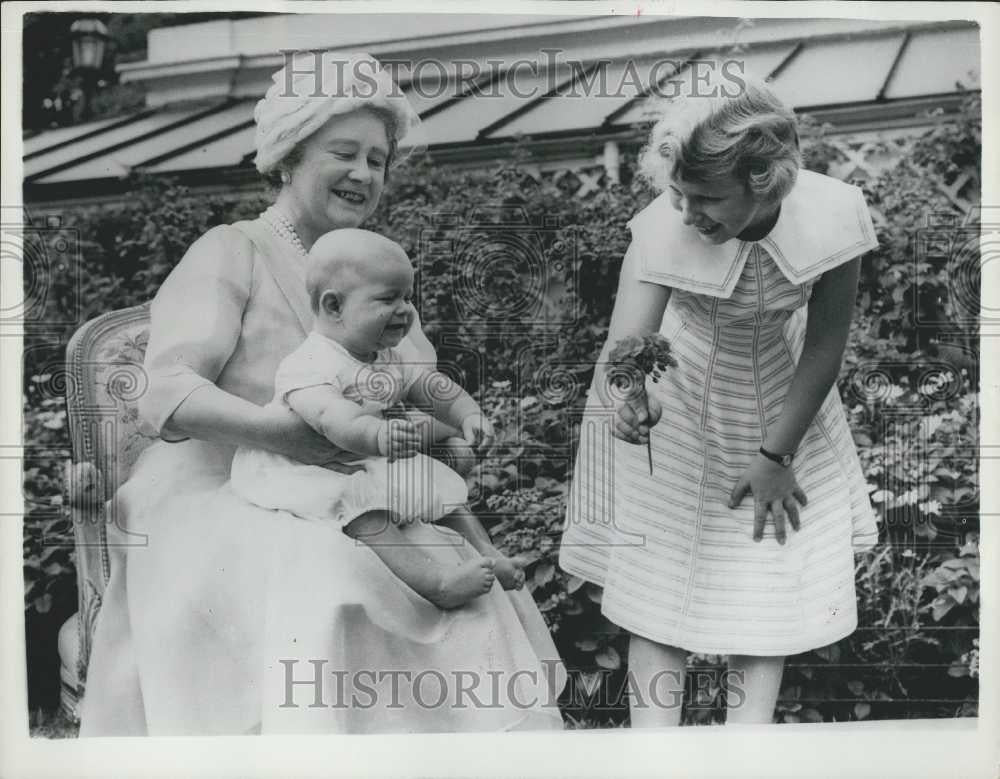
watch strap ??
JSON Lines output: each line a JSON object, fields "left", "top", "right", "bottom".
{"left": 759, "top": 446, "right": 793, "bottom": 467}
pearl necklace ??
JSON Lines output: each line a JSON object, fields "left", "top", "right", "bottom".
{"left": 263, "top": 206, "right": 308, "bottom": 257}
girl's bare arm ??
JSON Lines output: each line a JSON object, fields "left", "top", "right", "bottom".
{"left": 762, "top": 258, "right": 861, "bottom": 455}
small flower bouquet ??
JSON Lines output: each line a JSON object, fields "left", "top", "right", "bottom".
{"left": 607, "top": 334, "right": 678, "bottom": 475}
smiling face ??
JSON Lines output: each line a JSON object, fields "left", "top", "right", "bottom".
{"left": 311, "top": 231, "right": 416, "bottom": 359}
{"left": 280, "top": 109, "right": 391, "bottom": 247}
{"left": 336, "top": 259, "right": 415, "bottom": 356}
{"left": 668, "top": 174, "right": 781, "bottom": 245}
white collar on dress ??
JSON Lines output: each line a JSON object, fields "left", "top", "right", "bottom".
{"left": 629, "top": 169, "right": 879, "bottom": 298}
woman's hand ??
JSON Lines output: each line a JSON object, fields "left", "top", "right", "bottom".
{"left": 728, "top": 454, "right": 808, "bottom": 544}
{"left": 612, "top": 390, "right": 662, "bottom": 445}
{"left": 261, "top": 404, "right": 347, "bottom": 465}
{"left": 461, "top": 413, "right": 495, "bottom": 453}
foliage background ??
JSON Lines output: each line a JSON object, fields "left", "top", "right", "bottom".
{"left": 23, "top": 97, "right": 981, "bottom": 726}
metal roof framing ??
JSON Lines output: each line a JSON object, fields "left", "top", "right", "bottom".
{"left": 25, "top": 99, "right": 247, "bottom": 183}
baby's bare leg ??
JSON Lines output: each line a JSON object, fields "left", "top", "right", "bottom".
{"left": 345, "top": 511, "right": 496, "bottom": 609}
{"left": 437, "top": 507, "right": 528, "bottom": 590}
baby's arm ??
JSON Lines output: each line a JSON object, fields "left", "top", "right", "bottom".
{"left": 286, "top": 385, "right": 420, "bottom": 459}
{"left": 405, "top": 371, "right": 493, "bottom": 450}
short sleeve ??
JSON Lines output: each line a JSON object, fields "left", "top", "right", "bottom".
{"left": 624, "top": 239, "right": 648, "bottom": 284}
{"left": 273, "top": 338, "right": 343, "bottom": 404}
{"left": 137, "top": 225, "right": 253, "bottom": 440}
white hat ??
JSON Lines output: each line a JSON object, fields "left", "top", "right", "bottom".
{"left": 253, "top": 51, "right": 420, "bottom": 174}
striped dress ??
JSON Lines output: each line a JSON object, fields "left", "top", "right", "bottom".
{"left": 560, "top": 174, "right": 879, "bottom": 656}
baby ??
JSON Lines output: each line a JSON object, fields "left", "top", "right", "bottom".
{"left": 230, "top": 228, "right": 526, "bottom": 608}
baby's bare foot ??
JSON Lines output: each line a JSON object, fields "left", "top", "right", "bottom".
{"left": 493, "top": 554, "right": 528, "bottom": 590}
{"left": 432, "top": 558, "right": 496, "bottom": 609}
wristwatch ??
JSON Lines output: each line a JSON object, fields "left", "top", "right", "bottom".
{"left": 759, "top": 446, "right": 794, "bottom": 467}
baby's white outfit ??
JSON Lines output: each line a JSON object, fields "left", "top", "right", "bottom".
{"left": 230, "top": 331, "right": 468, "bottom": 525}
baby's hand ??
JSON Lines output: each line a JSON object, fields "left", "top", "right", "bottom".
{"left": 461, "top": 413, "right": 495, "bottom": 453}
{"left": 377, "top": 419, "right": 422, "bottom": 461}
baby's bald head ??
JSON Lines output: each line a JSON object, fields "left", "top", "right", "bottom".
{"left": 306, "top": 229, "right": 411, "bottom": 315}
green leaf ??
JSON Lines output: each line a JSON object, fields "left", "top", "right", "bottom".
{"left": 854, "top": 703, "right": 871, "bottom": 720}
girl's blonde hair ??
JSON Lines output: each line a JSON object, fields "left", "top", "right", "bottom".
{"left": 639, "top": 72, "right": 801, "bottom": 203}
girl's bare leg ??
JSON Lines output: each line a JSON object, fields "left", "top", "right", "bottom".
{"left": 345, "top": 511, "right": 495, "bottom": 609}
{"left": 627, "top": 635, "right": 688, "bottom": 727}
{"left": 726, "top": 655, "right": 784, "bottom": 724}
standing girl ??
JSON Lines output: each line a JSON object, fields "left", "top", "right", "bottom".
{"left": 559, "top": 75, "right": 879, "bottom": 726}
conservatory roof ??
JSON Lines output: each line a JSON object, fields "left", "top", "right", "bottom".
{"left": 23, "top": 17, "right": 980, "bottom": 198}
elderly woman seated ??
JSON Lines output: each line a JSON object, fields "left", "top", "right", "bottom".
{"left": 80, "top": 52, "right": 564, "bottom": 736}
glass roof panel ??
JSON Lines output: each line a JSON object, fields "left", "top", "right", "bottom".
{"left": 495, "top": 55, "right": 686, "bottom": 137}
{"left": 146, "top": 123, "right": 256, "bottom": 173}
{"left": 767, "top": 34, "right": 904, "bottom": 108}
{"left": 23, "top": 113, "right": 144, "bottom": 157}
{"left": 883, "top": 26, "right": 980, "bottom": 99}
{"left": 414, "top": 62, "right": 574, "bottom": 146}
{"left": 610, "top": 44, "right": 796, "bottom": 127}
{"left": 23, "top": 109, "right": 199, "bottom": 178}
{"left": 37, "top": 102, "right": 255, "bottom": 182}
{"left": 403, "top": 79, "right": 467, "bottom": 118}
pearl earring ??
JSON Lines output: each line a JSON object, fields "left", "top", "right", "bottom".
{"left": 280, "top": 170, "right": 291, "bottom": 184}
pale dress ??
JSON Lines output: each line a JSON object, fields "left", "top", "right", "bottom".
{"left": 560, "top": 171, "right": 879, "bottom": 656}
{"left": 230, "top": 331, "right": 469, "bottom": 526}
{"left": 79, "top": 216, "right": 565, "bottom": 735}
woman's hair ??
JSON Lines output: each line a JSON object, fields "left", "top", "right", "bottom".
{"left": 265, "top": 105, "right": 401, "bottom": 189}
{"left": 638, "top": 75, "right": 801, "bottom": 203}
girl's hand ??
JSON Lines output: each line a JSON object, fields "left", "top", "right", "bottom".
{"left": 612, "top": 390, "right": 662, "bottom": 445}
{"left": 461, "top": 413, "right": 495, "bottom": 452}
{"left": 378, "top": 419, "right": 422, "bottom": 461}
{"left": 728, "top": 455, "right": 808, "bottom": 544}
{"left": 262, "top": 405, "right": 346, "bottom": 465}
